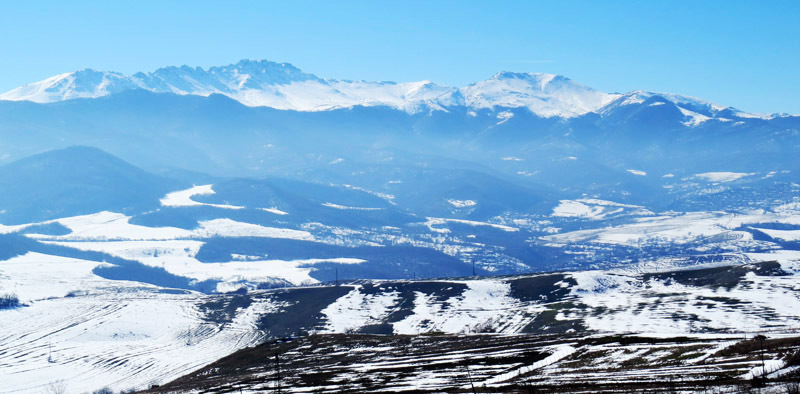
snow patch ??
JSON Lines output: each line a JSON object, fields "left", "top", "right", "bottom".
{"left": 425, "top": 217, "right": 518, "bottom": 233}
{"left": 258, "top": 207, "right": 288, "bottom": 215}
{"left": 322, "top": 202, "right": 383, "bottom": 211}
{"left": 695, "top": 172, "right": 754, "bottom": 183}
{"left": 447, "top": 199, "right": 477, "bottom": 208}
{"left": 160, "top": 185, "right": 244, "bottom": 210}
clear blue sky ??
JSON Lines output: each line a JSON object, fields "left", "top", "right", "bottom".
{"left": 0, "top": 0, "right": 798, "bottom": 114}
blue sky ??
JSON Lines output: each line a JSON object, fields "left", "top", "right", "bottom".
{"left": 0, "top": 0, "right": 798, "bottom": 114}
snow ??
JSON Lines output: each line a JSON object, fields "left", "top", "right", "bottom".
{"left": 424, "top": 217, "right": 519, "bottom": 233}
{"left": 461, "top": 72, "right": 617, "bottom": 118}
{"left": 5, "top": 247, "right": 800, "bottom": 391}
{"left": 741, "top": 360, "right": 785, "bottom": 379}
{"left": 258, "top": 207, "right": 289, "bottom": 215}
{"left": 194, "top": 218, "right": 313, "bottom": 240}
{"left": 0, "top": 222, "right": 33, "bottom": 235}
{"left": 553, "top": 200, "right": 604, "bottom": 218}
{"left": 774, "top": 200, "right": 800, "bottom": 215}
{"left": 598, "top": 89, "right": 778, "bottom": 121}
{"left": 695, "top": 172, "right": 755, "bottom": 183}
{"left": 341, "top": 184, "right": 396, "bottom": 204}
{"left": 747, "top": 250, "right": 800, "bottom": 271}
{"left": 160, "top": 184, "right": 244, "bottom": 210}
{"left": 2, "top": 60, "right": 788, "bottom": 121}
{"left": 483, "top": 345, "right": 576, "bottom": 384}
{"left": 447, "top": 199, "right": 477, "bottom": 208}
{"left": 569, "top": 263, "right": 800, "bottom": 336}
{"left": 0, "top": 70, "right": 139, "bottom": 103}
{"left": 37, "top": 211, "right": 313, "bottom": 241}
{"left": 46, "top": 238, "right": 364, "bottom": 287}
{"left": 542, "top": 209, "right": 800, "bottom": 247}
{"left": 322, "top": 202, "right": 383, "bottom": 211}
{"left": 0, "top": 252, "right": 113, "bottom": 302}
{"left": 0, "top": 252, "right": 269, "bottom": 393}
{"left": 392, "top": 280, "right": 530, "bottom": 334}
{"left": 320, "top": 286, "right": 400, "bottom": 332}
{"left": 677, "top": 106, "right": 711, "bottom": 126}
{"left": 551, "top": 199, "right": 652, "bottom": 220}
{"left": 50, "top": 211, "right": 188, "bottom": 240}
{"left": 0, "top": 62, "right": 464, "bottom": 114}
{"left": 7, "top": 210, "right": 330, "bottom": 287}
{"left": 752, "top": 228, "right": 800, "bottom": 242}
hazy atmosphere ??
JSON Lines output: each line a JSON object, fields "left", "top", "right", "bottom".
{"left": 2, "top": 2, "right": 800, "bottom": 393}
{"left": 0, "top": 1, "right": 799, "bottom": 113}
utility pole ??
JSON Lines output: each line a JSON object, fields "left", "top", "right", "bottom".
{"left": 755, "top": 334, "right": 767, "bottom": 382}
{"left": 472, "top": 261, "right": 476, "bottom": 276}
{"left": 275, "top": 352, "right": 281, "bottom": 394}
{"left": 464, "top": 361, "right": 477, "bottom": 394}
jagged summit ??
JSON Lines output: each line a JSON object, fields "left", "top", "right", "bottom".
{"left": 461, "top": 71, "right": 616, "bottom": 117}
{"left": 0, "top": 59, "right": 770, "bottom": 120}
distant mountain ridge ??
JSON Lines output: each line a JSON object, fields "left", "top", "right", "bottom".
{"left": 0, "top": 146, "right": 181, "bottom": 224}
{"left": 0, "top": 59, "right": 780, "bottom": 120}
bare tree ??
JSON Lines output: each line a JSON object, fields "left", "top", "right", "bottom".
{"left": 45, "top": 380, "right": 67, "bottom": 394}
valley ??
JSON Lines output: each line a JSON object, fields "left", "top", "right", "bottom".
{"left": 0, "top": 59, "right": 798, "bottom": 393}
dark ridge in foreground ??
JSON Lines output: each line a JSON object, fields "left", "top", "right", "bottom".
{"left": 140, "top": 333, "right": 800, "bottom": 393}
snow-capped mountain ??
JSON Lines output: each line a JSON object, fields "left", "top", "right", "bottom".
{"left": 0, "top": 59, "right": 772, "bottom": 119}
{"left": 461, "top": 71, "right": 616, "bottom": 117}
{"left": 0, "top": 60, "right": 464, "bottom": 113}
{"left": 599, "top": 90, "right": 774, "bottom": 126}
{"left": 0, "top": 69, "right": 142, "bottom": 103}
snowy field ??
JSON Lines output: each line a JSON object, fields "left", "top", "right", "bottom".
{"left": 0, "top": 253, "right": 265, "bottom": 393}
{"left": 2, "top": 187, "right": 800, "bottom": 392}
{"left": 5, "top": 249, "right": 800, "bottom": 392}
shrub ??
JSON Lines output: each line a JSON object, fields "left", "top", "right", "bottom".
{"left": 0, "top": 293, "right": 20, "bottom": 309}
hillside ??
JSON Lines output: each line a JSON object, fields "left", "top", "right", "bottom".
{"left": 141, "top": 333, "right": 800, "bottom": 393}
{"left": 0, "top": 59, "right": 798, "bottom": 394}
{"left": 0, "top": 146, "right": 181, "bottom": 224}
{"left": 3, "top": 258, "right": 800, "bottom": 392}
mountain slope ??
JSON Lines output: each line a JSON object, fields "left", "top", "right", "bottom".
{"left": 0, "top": 60, "right": 463, "bottom": 114}
{"left": 4, "top": 257, "right": 800, "bottom": 393}
{"left": 0, "top": 146, "right": 181, "bottom": 224}
{"left": 461, "top": 71, "right": 616, "bottom": 117}
{"left": 144, "top": 333, "right": 800, "bottom": 393}
{"left": 0, "top": 89, "right": 796, "bottom": 215}
{"left": 2, "top": 59, "right": 782, "bottom": 120}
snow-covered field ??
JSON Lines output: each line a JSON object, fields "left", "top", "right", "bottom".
{"left": 3, "top": 252, "right": 800, "bottom": 392}
{"left": 543, "top": 205, "right": 800, "bottom": 248}
{"left": 140, "top": 330, "right": 800, "bottom": 393}
{"left": 15, "top": 210, "right": 340, "bottom": 288}
{"left": 2, "top": 185, "right": 800, "bottom": 392}
{"left": 551, "top": 198, "right": 653, "bottom": 220}
{"left": 0, "top": 253, "right": 264, "bottom": 393}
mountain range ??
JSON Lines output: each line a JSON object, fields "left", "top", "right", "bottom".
{"left": 0, "top": 59, "right": 784, "bottom": 120}
{"left": 2, "top": 59, "right": 800, "bottom": 393}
